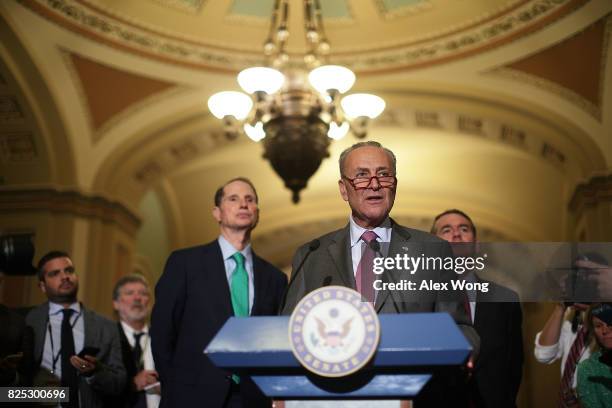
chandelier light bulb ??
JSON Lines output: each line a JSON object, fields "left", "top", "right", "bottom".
{"left": 308, "top": 65, "right": 355, "bottom": 94}
{"left": 327, "top": 121, "right": 350, "bottom": 140}
{"left": 318, "top": 40, "right": 330, "bottom": 54}
{"left": 244, "top": 122, "right": 266, "bottom": 142}
{"left": 238, "top": 67, "right": 285, "bottom": 94}
{"left": 306, "top": 29, "right": 319, "bottom": 42}
{"left": 277, "top": 27, "right": 289, "bottom": 41}
{"left": 207, "top": 91, "right": 253, "bottom": 120}
{"left": 263, "top": 40, "right": 276, "bottom": 55}
{"left": 340, "top": 93, "right": 386, "bottom": 119}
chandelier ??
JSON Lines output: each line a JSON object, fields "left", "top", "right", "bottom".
{"left": 207, "top": 0, "right": 385, "bottom": 203}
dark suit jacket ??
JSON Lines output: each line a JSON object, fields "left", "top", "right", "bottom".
{"left": 25, "top": 302, "right": 126, "bottom": 408}
{"left": 471, "top": 279, "right": 523, "bottom": 408}
{"left": 0, "top": 304, "right": 34, "bottom": 386}
{"left": 150, "top": 240, "right": 287, "bottom": 408}
{"left": 116, "top": 322, "right": 147, "bottom": 407}
{"left": 281, "top": 220, "right": 480, "bottom": 353}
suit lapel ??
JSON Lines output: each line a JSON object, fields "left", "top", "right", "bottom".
{"left": 251, "top": 254, "right": 264, "bottom": 316}
{"left": 208, "top": 242, "right": 234, "bottom": 319}
{"left": 375, "top": 222, "right": 411, "bottom": 312}
{"left": 31, "top": 303, "right": 49, "bottom": 363}
{"left": 327, "top": 225, "right": 354, "bottom": 288}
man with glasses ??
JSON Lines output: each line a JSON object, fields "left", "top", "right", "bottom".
{"left": 281, "top": 141, "right": 477, "bottom": 348}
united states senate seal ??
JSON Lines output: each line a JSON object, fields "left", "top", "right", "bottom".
{"left": 288, "top": 285, "right": 380, "bottom": 377}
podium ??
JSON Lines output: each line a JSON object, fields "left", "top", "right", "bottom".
{"left": 204, "top": 313, "right": 471, "bottom": 402}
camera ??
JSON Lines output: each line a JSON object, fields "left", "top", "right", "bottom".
{"left": 0, "top": 233, "right": 36, "bottom": 276}
{"left": 564, "top": 253, "right": 609, "bottom": 306}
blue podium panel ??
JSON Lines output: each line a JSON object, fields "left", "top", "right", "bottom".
{"left": 204, "top": 313, "right": 471, "bottom": 368}
{"left": 252, "top": 374, "right": 431, "bottom": 398}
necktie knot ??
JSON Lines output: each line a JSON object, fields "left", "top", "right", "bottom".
{"left": 361, "top": 230, "right": 378, "bottom": 244}
{"left": 61, "top": 308, "right": 74, "bottom": 321}
{"left": 230, "top": 252, "right": 249, "bottom": 317}
{"left": 232, "top": 252, "right": 245, "bottom": 267}
{"left": 133, "top": 332, "right": 144, "bottom": 345}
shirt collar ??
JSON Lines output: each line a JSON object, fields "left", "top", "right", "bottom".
{"left": 48, "top": 301, "right": 81, "bottom": 316}
{"left": 218, "top": 235, "right": 252, "bottom": 263}
{"left": 120, "top": 320, "right": 148, "bottom": 337}
{"left": 349, "top": 216, "right": 392, "bottom": 248}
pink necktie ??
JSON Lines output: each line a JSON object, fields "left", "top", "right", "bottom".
{"left": 356, "top": 230, "right": 378, "bottom": 303}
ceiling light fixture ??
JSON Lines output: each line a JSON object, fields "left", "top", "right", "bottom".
{"left": 207, "top": 0, "right": 385, "bottom": 203}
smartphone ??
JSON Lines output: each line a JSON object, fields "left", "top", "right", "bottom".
{"left": 77, "top": 346, "right": 100, "bottom": 358}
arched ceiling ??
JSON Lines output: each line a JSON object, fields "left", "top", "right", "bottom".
{"left": 1, "top": 0, "right": 611, "bottom": 253}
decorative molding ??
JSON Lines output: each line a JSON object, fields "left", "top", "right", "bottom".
{"left": 132, "top": 128, "right": 232, "bottom": 186}
{"left": 0, "top": 188, "right": 142, "bottom": 235}
{"left": 375, "top": 106, "right": 568, "bottom": 172}
{"left": 0, "top": 96, "right": 25, "bottom": 122}
{"left": 569, "top": 173, "right": 612, "bottom": 214}
{"left": 0, "top": 132, "right": 38, "bottom": 162}
{"left": 149, "top": 0, "right": 206, "bottom": 14}
{"left": 374, "top": 0, "right": 433, "bottom": 20}
{"left": 333, "top": 0, "right": 588, "bottom": 73}
{"left": 19, "top": 0, "right": 588, "bottom": 73}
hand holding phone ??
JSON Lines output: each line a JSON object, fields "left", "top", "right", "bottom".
{"left": 77, "top": 346, "right": 100, "bottom": 358}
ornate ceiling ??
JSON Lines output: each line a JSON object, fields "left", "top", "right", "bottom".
{"left": 1, "top": 0, "right": 611, "bottom": 268}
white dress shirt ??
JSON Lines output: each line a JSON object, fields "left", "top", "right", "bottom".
{"left": 534, "top": 309, "right": 592, "bottom": 388}
{"left": 120, "top": 321, "right": 160, "bottom": 408}
{"left": 348, "top": 216, "right": 392, "bottom": 277}
{"left": 41, "top": 302, "right": 84, "bottom": 379}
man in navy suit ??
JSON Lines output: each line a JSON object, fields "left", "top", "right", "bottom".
{"left": 432, "top": 209, "right": 524, "bottom": 408}
{"left": 151, "top": 177, "right": 287, "bottom": 408}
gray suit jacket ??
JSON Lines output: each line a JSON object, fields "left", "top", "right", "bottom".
{"left": 281, "top": 220, "right": 480, "bottom": 356}
{"left": 26, "top": 302, "right": 126, "bottom": 408}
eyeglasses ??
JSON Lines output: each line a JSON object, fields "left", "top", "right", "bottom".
{"left": 342, "top": 175, "right": 397, "bottom": 190}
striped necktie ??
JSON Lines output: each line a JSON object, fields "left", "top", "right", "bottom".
{"left": 558, "top": 325, "right": 587, "bottom": 407}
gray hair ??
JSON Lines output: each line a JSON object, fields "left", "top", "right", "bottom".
{"left": 338, "top": 141, "right": 397, "bottom": 176}
{"left": 112, "top": 273, "right": 150, "bottom": 301}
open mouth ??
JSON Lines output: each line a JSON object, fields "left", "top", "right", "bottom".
{"left": 365, "top": 195, "right": 384, "bottom": 203}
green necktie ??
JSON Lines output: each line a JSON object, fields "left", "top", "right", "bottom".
{"left": 230, "top": 252, "right": 248, "bottom": 385}
{"left": 230, "top": 252, "right": 249, "bottom": 317}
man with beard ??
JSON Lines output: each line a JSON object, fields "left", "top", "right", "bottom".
{"left": 26, "top": 251, "right": 126, "bottom": 408}
{"left": 113, "top": 274, "right": 159, "bottom": 408}
{"left": 151, "top": 177, "right": 287, "bottom": 408}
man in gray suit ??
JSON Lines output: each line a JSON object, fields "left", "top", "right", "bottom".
{"left": 281, "top": 141, "right": 478, "bottom": 349}
{"left": 26, "top": 251, "right": 126, "bottom": 408}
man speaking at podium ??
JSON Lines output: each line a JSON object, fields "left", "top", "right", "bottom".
{"left": 281, "top": 141, "right": 479, "bottom": 362}
{"left": 151, "top": 178, "right": 287, "bottom": 408}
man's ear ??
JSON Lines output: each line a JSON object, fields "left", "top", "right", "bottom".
{"left": 112, "top": 300, "right": 120, "bottom": 312}
{"left": 339, "top": 179, "right": 349, "bottom": 202}
{"left": 39, "top": 280, "right": 46, "bottom": 294}
{"left": 212, "top": 206, "right": 221, "bottom": 223}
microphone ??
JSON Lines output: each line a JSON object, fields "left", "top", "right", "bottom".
{"left": 278, "top": 239, "right": 320, "bottom": 314}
